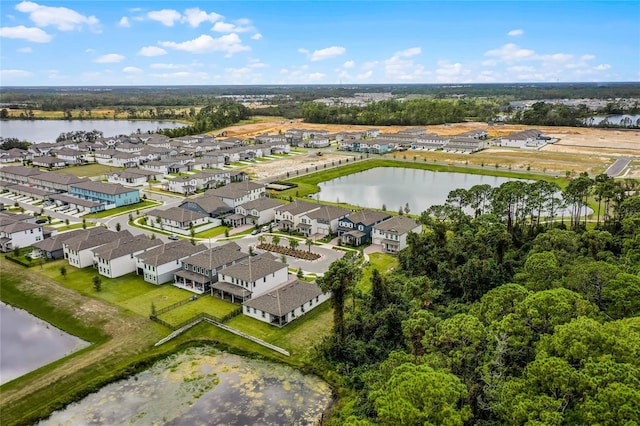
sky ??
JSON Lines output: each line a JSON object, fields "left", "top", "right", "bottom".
{"left": 0, "top": 1, "right": 638, "bottom": 86}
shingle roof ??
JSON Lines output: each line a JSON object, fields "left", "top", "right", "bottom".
{"left": 373, "top": 215, "right": 420, "bottom": 234}
{"left": 306, "top": 205, "right": 350, "bottom": 221}
{"left": 64, "top": 228, "right": 127, "bottom": 251}
{"left": 135, "top": 240, "right": 208, "bottom": 266}
{"left": 239, "top": 197, "right": 285, "bottom": 211}
{"left": 92, "top": 234, "right": 163, "bottom": 261}
{"left": 243, "top": 279, "right": 325, "bottom": 316}
{"left": 205, "top": 181, "right": 264, "bottom": 199}
{"left": 275, "top": 200, "right": 320, "bottom": 216}
{"left": 345, "top": 210, "right": 391, "bottom": 226}
{"left": 147, "top": 207, "right": 208, "bottom": 223}
{"left": 32, "top": 228, "right": 87, "bottom": 252}
{"left": 183, "top": 242, "right": 247, "bottom": 270}
{"left": 218, "top": 253, "right": 286, "bottom": 282}
{"left": 180, "top": 195, "right": 231, "bottom": 215}
{"left": 71, "top": 180, "right": 138, "bottom": 195}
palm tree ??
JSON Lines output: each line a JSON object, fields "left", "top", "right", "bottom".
{"left": 305, "top": 238, "right": 313, "bottom": 252}
{"left": 258, "top": 235, "right": 266, "bottom": 245}
{"left": 289, "top": 238, "right": 299, "bottom": 251}
{"left": 272, "top": 235, "right": 281, "bottom": 247}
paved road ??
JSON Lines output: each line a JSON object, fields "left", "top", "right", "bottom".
{"left": 605, "top": 157, "right": 632, "bottom": 177}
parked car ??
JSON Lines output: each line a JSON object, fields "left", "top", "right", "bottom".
{"left": 261, "top": 226, "right": 270, "bottom": 233}
{"left": 168, "top": 234, "right": 179, "bottom": 240}
{"left": 251, "top": 229, "right": 260, "bottom": 235}
{"left": 35, "top": 219, "right": 47, "bottom": 224}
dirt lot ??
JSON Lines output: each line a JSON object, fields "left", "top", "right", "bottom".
{"left": 220, "top": 118, "right": 640, "bottom": 179}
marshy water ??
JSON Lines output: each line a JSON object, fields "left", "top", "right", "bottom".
{"left": 38, "top": 346, "right": 333, "bottom": 425}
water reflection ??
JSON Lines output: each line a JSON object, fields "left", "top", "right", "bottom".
{"left": 0, "top": 302, "right": 89, "bottom": 384}
{"left": 39, "top": 347, "right": 332, "bottom": 426}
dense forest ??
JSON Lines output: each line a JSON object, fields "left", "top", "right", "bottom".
{"left": 317, "top": 175, "right": 640, "bottom": 425}
{"left": 157, "top": 102, "right": 251, "bottom": 137}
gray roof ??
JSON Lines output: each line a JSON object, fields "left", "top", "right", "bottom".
{"left": 218, "top": 253, "right": 286, "bottom": 282}
{"left": 32, "top": 228, "right": 88, "bottom": 252}
{"left": 135, "top": 240, "right": 208, "bottom": 266}
{"left": 64, "top": 228, "right": 127, "bottom": 251}
{"left": 239, "top": 197, "right": 285, "bottom": 211}
{"left": 29, "top": 172, "right": 88, "bottom": 185}
{"left": 92, "top": 234, "right": 163, "bottom": 261}
{"left": 147, "top": 207, "right": 208, "bottom": 223}
{"left": 183, "top": 242, "right": 247, "bottom": 270}
{"left": 205, "top": 181, "right": 264, "bottom": 199}
{"left": 5, "top": 183, "right": 55, "bottom": 197}
{"left": 0, "top": 219, "right": 41, "bottom": 234}
{"left": 243, "top": 279, "right": 324, "bottom": 316}
{"left": 50, "top": 193, "right": 102, "bottom": 208}
{"left": 274, "top": 200, "right": 320, "bottom": 216}
{"left": 180, "top": 195, "right": 231, "bottom": 214}
{"left": 373, "top": 215, "right": 420, "bottom": 234}
{"left": 306, "top": 205, "right": 350, "bottom": 221}
{"left": 0, "top": 165, "right": 43, "bottom": 177}
{"left": 71, "top": 180, "right": 138, "bottom": 195}
{"left": 32, "top": 156, "right": 66, "bottom": 165}
{"left": 345, "top": 210, "right": 391, "bottom": 226}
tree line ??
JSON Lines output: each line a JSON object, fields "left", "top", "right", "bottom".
{"left": 317, "top": 175, "right": 640, "bottom": 425}
{"left": 158, "top": 102, "right": 251, "bottom": 137}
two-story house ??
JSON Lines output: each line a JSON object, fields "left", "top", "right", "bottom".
{"left": 179, "top": 195, "right": 233, "bottom": 219}
{"left": 274, "top": 200, "right": 322, "bottom": 231}
{"left": 92, "top": 234, "right": 163, "bottom": 278}
{"left": 233, "top": 197, "right": 285, "bottom": 227}
{"left": 135, "top": 240, "right": 208, "bottom": 285}
{"left": 338, "top": 209, "right": 392, "bottom": 246}
{"left": 63, "top": 228, "right": 126, "bottom": 268}
{"left": 69, "top": 181, "right": 140, "bottom": 210}
{"left": 173, "top": 242, "right": 248, "bottom": 294}
{"left": 213, "top": 253, "right": 288, "bottom": 303}
{"left": 205, "top": 181, "right": 265, "bottom": 208}
{"left": 297, "top": 205, "right": 350, "bottom": 237}
{"left": 146, "top": 207, "right": 209, "bottom": 232}
{"left": 371, "top": 215, "right": 422, "bottom": 253}
{"left": 0, "top": 212, "right": 43, "bottom": 252}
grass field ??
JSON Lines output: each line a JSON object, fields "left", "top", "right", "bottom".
{"left": 56, "top": 163, "right": 123, "bottom": 177}
{"left": 84, "top": 199, "right": 160, "bottom": 219}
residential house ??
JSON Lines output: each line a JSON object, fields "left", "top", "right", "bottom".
{"left": 205, "top": 181, "right": 266, "bottom": 208}
{"left": 54, "top": 148, "right": 86, "bottom": 165}
{"left": 31, "top": 228, "right": 87, "bottom": 259}
{"left": 69, "top": 181, "right": 140, "bottom": 209}
{"left": 92, "top": 233, "right": 163, "bottom": 278}
{"left": 179, "top": 195, "right": 233, "bottom": 218}
{"left": 302, "top": 135, "right": 331, "bottom": 148}
{"left": 443, "top": 137, "right": 485, "bottom": 153}
{"left": 166, "top": 170, "right": 230, "bottom": 194}
{"left": 146, "top": 207, "right": 209, "bottom": 231}
{"left": 174, "top": 242, "right": 249, "bottom": 294}
{"left": 0, "top": 212, "right": 43, "bottom": 252}
{"left": 213, "top": 253, "right": 288, "bottom": 303}
{"left": 338, "top": 209, "right": 392, "bottom": 246}
{"left": 358, "top": 139, "right": 390, "bottom": 154}
{"left": 0, "top": 165, "right": 43, "bottom": 185}
{"left": 31, "top": 156, "right": 67, "bottom": 169}
{"left": 29, "top": 172, "right": 88, "bottom": 193}
{"left": 106, "top": 168, "right": 160, "bottom": 186}
{"left": 371, "top": 215, "right": 422, "bottom": 253}
{"left": 63, "top": 228, "right": 126, "bottom": 268}
{"left": 297, "top": 205, "right": 350, "bottom": 237}
{"left": 274, "top": 200, "right": 321, "bottom": 231}
{"left": 234, "top": 197, "right": 285, "bottom": 227}
{"left": 135, "top": 240, "right": 208, "bottom": 285}
{"left": 413, "top": 134, "right": 449, "bottom": 150}
{"left": 499, "top": 129, "right": 547, "bottom": 149}
{"left": 243, "top": 279, "right": 330, "bottom": 327}
{"left": 111, "top": 152, "right": 142, "bottom": 168}
{"left": 0, "top": 148, "right": 29, "bottom": 163}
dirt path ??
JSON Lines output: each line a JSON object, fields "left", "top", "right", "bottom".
{"left": 0, "top": 258, "right": 161, "bottom": 420}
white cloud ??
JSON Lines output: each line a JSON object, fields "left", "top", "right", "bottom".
{"left": 18, "top": 46, "right": 32, "bottom": 53}
{"left": 118, "top": 17, "right": 130, "bottom": 28}
{"left": 301, "top": 46, "right": 346, "bottom": 61}
{"left": 212, "top": 21, "right": 253, "bottom": 33}
{"left": 595, "top": 64, "right": 611, "bottom": 70}
{"left": 307, "top": 72, "right": 326, "bottom": 80}
{"left": 508, "top": 29, "right": 524, "bottom": 36}
{"left": 485, "top": 43, "right": 535, "bottom": 61}
{"left": 15, "top": 1, "right": 99, "bottom": 31}
{"left": 138, "top": 46, "right": 167, "bottom": 57}
{"left": 94, "top": 53, "right": 125, "bottom": 63}
{"left": 581, "top": 54, "right": 595, "bottom": 61}
{"left": 343, "top": 60, "right": 355, "bottom": 69}
{"left": 280, "top": 68, "right": 289, "bottom": 74}
{"left": 436, "top": 60, "right": 470, "bottom": 82}
{"left": 395, "top": 47, "right": 421, "bottom": 58}
{"left": 482, "top": 59, "right": 497, "bottom": 66}
{"left": 508, "top": 65, "right": 536, "bottom": 73}
{"left": 251, "top": 33, "right": 262, "bottom": 40}
{"left": 248, "top": 59, "right": 266, "bottom": 68}
{"left": 361, "top": 61, "right": 378, "bottom": 70}
{"left": 0, "top": 69, "right": 33, "bottom": 79}
{"left": 182, "top": 8, "right": 222, "bottom": 27}
{"left": 148, "top": 71, "right": 210, "bottom": 80}
{"left": 356, "top": 70, "right": 373, "bottom": 80}
{"left": 0, "top": 25, "right": 51, "bottom": 42}
{"left": 85, "top": 48, "right": 95, "bottom": 54}
{"left": 123, "top": 66, "right": 143, "bottom": 73}
{"left": 150, "top": 63, "right": 190, "bottom": 69}
{"left": 147, "top": 9, "right": 181, "bottom": 26}
{"left": 159, "top": 34, "right": 250, "bottom": 56}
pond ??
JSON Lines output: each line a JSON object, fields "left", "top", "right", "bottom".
{"left": 317, "top": 167, "right": 529, "bottom": 213}
{"left": 38, "top": 346, "right": 333, "bottom": 425}
{"left": 583, "top": 114, "right": 640, "bottom": 127}
{"left": 0, "top": 302, "right": 90, "bottom": 385}
{"left": 0, "top": 120, "right": 186, "bottom": 143}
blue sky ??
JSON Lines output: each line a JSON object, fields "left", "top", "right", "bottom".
{"left": 1, "top": 1, "right": 638, "bottom": 86}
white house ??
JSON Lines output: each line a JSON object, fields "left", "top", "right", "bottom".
{"left": 212, "top": 253, "right": 289, "bottom": 302}
{"left": 92, "top": 234, "right": 163, "bottom": 278}
{"left": 205, "top": 181, "right": 266, "bottom": 208}
{"left": 135, "top": 240, "right": 208, "bottom": 285}
{"left": 297, "top": 205, "right": 350, "bottom": 237}
{"left": 242, "top": 279, "right": 331, "bottom": 326}
{"left": 0, "top": 212, "right": 43, "bottom": 252}
{"left": 63, "top": 228, "right": 126, "bottom": 268}
{"left": 274, "top": 200, "right": 321, "bottom": 231}
{"left": 234, "top": 197, "right": 285, "bottom": 226}
{"left": 371, "top": 215, "right": 422, "bottom": 253}
{"left": 146, "top": 207, "right": 210, "bottom": 231}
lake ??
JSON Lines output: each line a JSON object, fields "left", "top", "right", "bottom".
{"left": 583, "top": 114, "right": 640, "bottom": 127}
{"left": 38, "top": 346, "right": 333, "bottom": 425}
{"left": 0, "top": 120, "right": 186, "bottom": 143}
{"left": 0, "top": 302, "right": 90, "bottom": 385}
{"left": 317, "top": 167, "right": 528, "bottom": 213}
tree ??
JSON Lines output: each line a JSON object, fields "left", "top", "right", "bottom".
{"left": 288, "top": 237, "right": 299, "bottom": 251}
{"left": 272, "top": 235, "right": 281, "bottom": 247}
{"left": 13, "top": 246, "right": 20, "bottom": 257}
{"left": 92, "top": 275, "right": 102, "bottom": 292}
{"left": 317, "top": 258, "right": 361, "bottom": 339}
{"left": 258, "top": 235, "right": 266, "bottom": 245}
{"left": 305, "top": 238, "right": 313, "bottom": 252}
{"left": 60, "top": 266, "right": 67, "bottom": 279}
{"left": 404, "top": 202, "right": 411, "bottom": 215}
{"left": 115, "top": 222, "right": 121, "bottom": 232}
{"left": 82, "top": 218, "right": 86, "bottom": 229}
{"left": 297, "top": 267, "right": 304, "bottom": 278}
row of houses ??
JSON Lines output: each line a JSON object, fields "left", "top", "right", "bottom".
{"left": 0, "top": 165, "right": 140, "bottom": 213}
{"left": 30, "top": 225, "right": 328, "bottom": 327}
{"left": 0, "top": 211, "right": 45, "bottom": 252}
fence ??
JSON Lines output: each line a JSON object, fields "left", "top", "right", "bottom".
{"left": 154, "top": 295, "right": 200, "bottom": 316}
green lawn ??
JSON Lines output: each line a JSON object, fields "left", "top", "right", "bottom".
{"left": 158, "top": 296, "right": 238, "bottom": 323}
{"left": 195, "top": 225, "right": 230, "bottom": 239}
{"left": 56, "top": 164, "right": 122, "bottom": 177}
{"left": 359, "top": 252, "right": 399, "bottom": 292}
{"left": 55, "top": 222, "right": 97, "bottom": 232}
{"left": 84, "top": 200, "right": 161, "bottom": 219}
